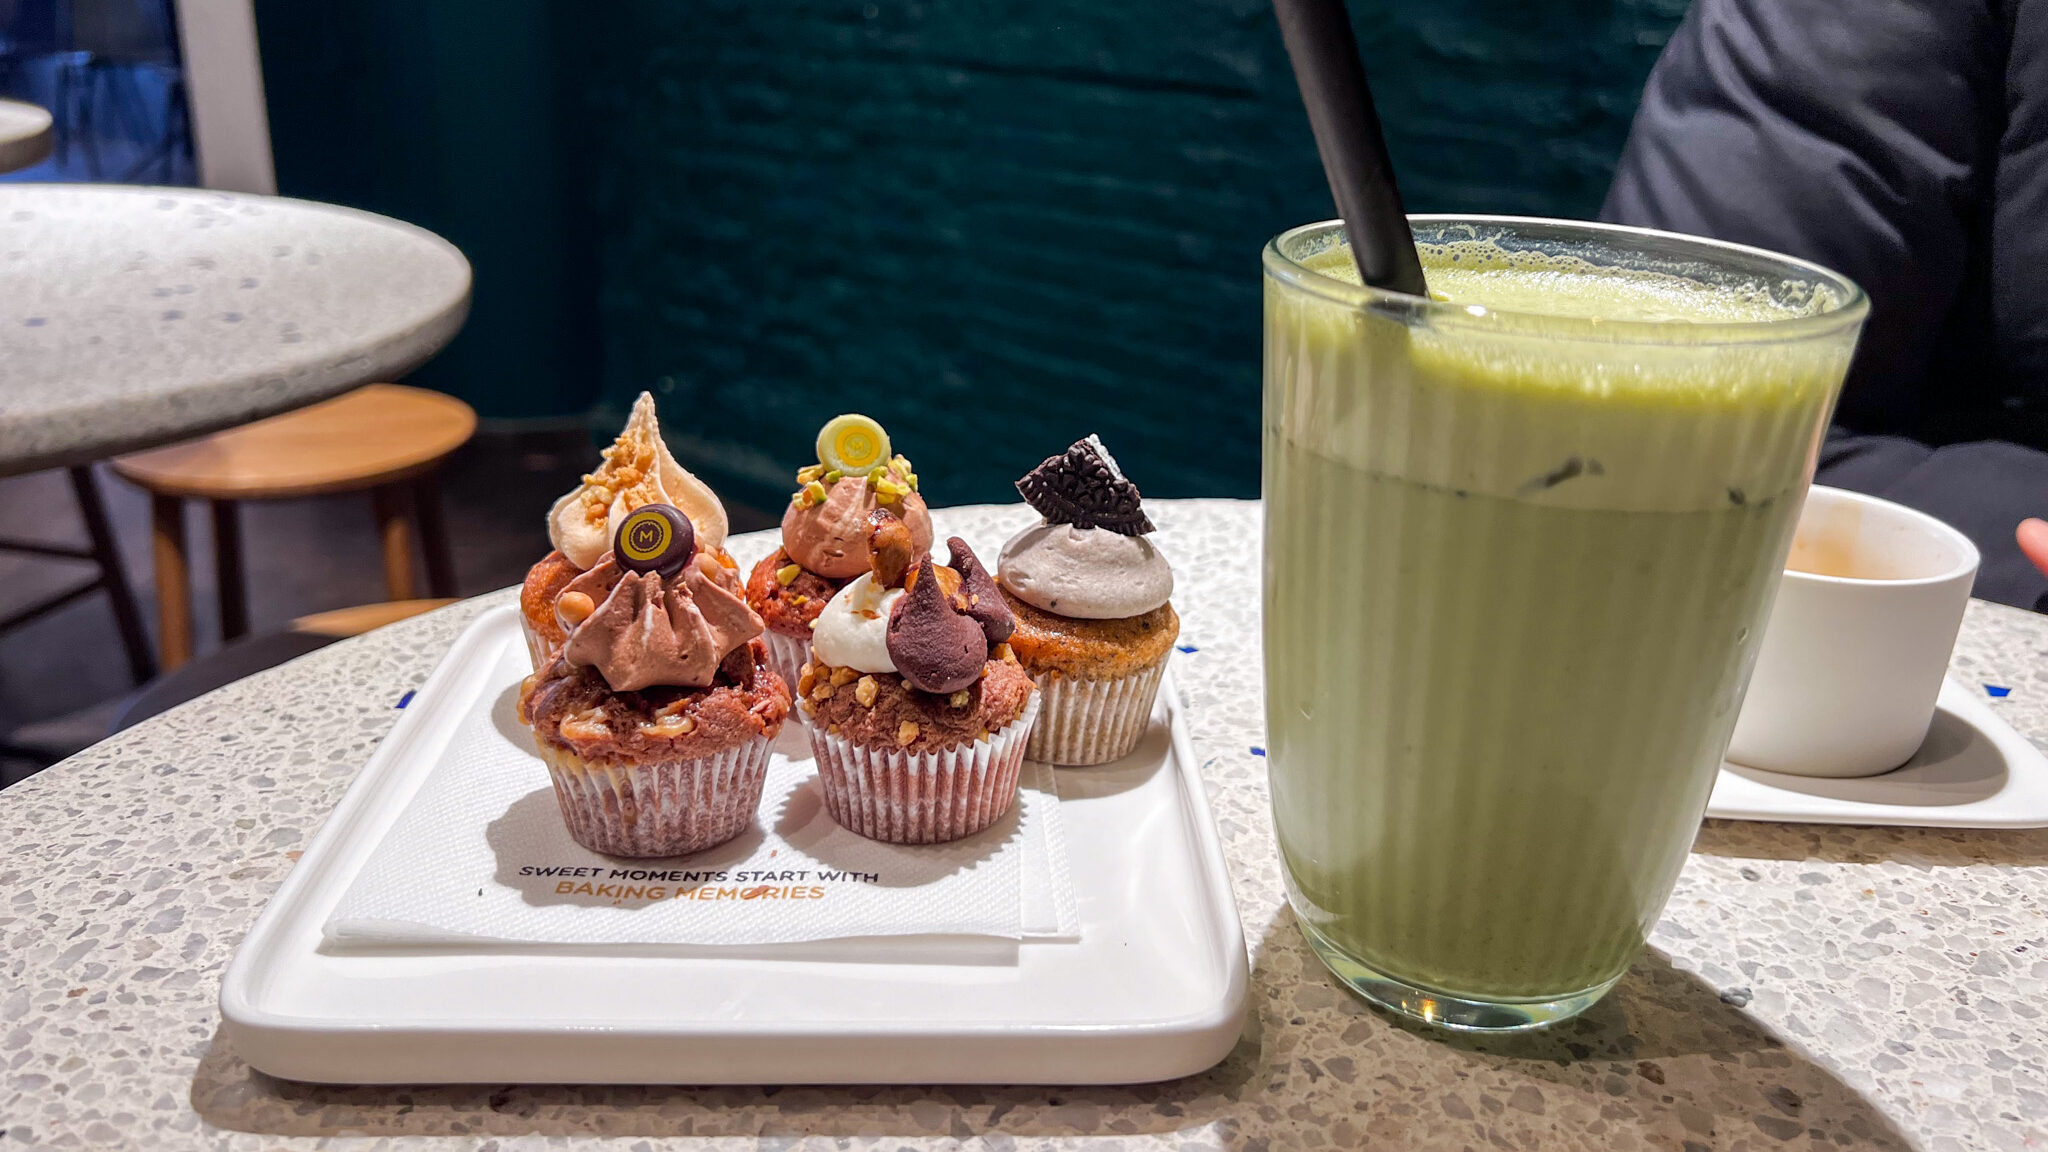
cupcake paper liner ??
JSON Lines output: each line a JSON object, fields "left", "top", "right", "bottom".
{"left": 761, "top": 630, "right": 812, "bottom": 697}
{"left": 1025, "top": 652, "right": 1170, "bottom": 766}
{"left": 519, "top": 611, "right": 555, "bottom": 671}
{"left": 805, "top": 692, "right": 1041, "bottom": 845}
{"left": 538, "top": 735, "right": 773, "bottom": 858}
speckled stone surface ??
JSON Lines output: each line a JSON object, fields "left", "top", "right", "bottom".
{"left": 0, "top": 185, "right": 471, "bottom": 477}
{"left": 0, "top": 100, "right": 53, "bottom": 175}
{"left": 3, "top": 499, "right": 2044, "bottom": 1150}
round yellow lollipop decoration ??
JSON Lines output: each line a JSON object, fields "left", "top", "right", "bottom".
{"left": 817, "top": 414, "right": 891, "bottom": 477}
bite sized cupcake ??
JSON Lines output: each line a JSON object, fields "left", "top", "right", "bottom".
{"left": 745, "top": 414, "right": 933, "bottom": 690}
{"left": 998, "top": 436, "right": 1178, "bottom": 766}
{"left": 520, "top": 392, "right": 731, "bottom": 668}
{"left": 520, "top": 503, "right": 791, "bottom": 858}
{"left": 797, "top": 524, "right": 1037, "bottom": 845}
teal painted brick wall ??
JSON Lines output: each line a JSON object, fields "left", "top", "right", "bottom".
{"left": 255, "top": 0, "right": 1685, "bottom": 486}
{"left": 256, "top": 0, "right": 600, "bottom": 420}
{"left": 583, "top": 0, "right": 1687, "bottom": 508}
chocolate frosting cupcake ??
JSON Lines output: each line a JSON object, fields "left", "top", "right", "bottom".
{"left": 795, "top": 527, "right": 1039, "bottom": 844}
{"left": 521, "top": 502, "right": 791, "bottom": 858}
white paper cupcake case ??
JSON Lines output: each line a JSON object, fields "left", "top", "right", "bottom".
{"left": 761, "top": 629, "right": 811, "bottom": 697}
{"left": 538, "top": 735, "right": 774, "bottom": 858}
{"left": 1026, "top": 654, "right": 1169, "bottom": 767}
{"left": 805, "top": 692, "right": 1042, "bottom": 844}
{"left": 518, "top": 613, "right": 554, "bottom": 671}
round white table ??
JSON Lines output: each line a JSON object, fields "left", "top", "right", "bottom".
{"left": 2, "top": 499, "right": 2043, "bottom": 1150}
{"left": 0, "top": 185, "right": 472, "bottom": 478}
{"left": 0, "top": 98, "right": 53, "bottom": 174}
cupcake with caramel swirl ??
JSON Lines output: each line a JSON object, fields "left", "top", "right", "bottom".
{"left": 520, "top": 502, "right": 791, "bottom": 858}
{"left": 520, "top": 392, "right": 731, "bottom": 668}
{"left": 796, "top": 522, "right": 1038, "bottom": 845}
{"left": 745, "top": 413, "right": 932, "bottom": 690}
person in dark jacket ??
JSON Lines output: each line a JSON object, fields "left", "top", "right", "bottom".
{"left": 1602, "top": 0, "right": 2048, "bottom": 610}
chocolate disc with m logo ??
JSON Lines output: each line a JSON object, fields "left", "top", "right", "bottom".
{"left": 614, "top": 503, "right": 695, "bottom": 577}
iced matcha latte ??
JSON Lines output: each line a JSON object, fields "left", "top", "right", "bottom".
{"left": 1262, "top": 218, "right": 1866, "bottom": 1030}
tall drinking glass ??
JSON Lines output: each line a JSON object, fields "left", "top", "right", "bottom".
{"left": 1263, "top": 217, "right": 1867, "bottom": 1031}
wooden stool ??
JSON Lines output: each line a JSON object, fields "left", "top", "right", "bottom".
{"left": 112, "top": 384, "right": 477, "bottom": 670}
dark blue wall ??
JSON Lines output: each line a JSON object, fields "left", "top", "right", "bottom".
{"left": 256, "top": 0, "right": 1686, "bottom": 500}
{"left": 581, "top": 0, "right": 1685, "bottom": 507}
{"left": 256, "top": 0, "right": 600, "bottom": 420}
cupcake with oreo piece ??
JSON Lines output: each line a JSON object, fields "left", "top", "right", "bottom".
{"left": 746, "top": 413, "right": 933, "bottom": 690}
{"left": 798, "top": 521, "right": 1037, "bottom": 844}
{"left": 521, "top": 502, "right": 791, "bottom": 857}
{"left": 521, "top": 392, "right": 731, "bottom": 668}
{"left": 997, "top": 435, "right": 1178, "bottom": 766}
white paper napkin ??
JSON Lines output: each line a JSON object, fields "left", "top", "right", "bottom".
{"left": 325, "top": 677, "right": 1079, "bottom": 951}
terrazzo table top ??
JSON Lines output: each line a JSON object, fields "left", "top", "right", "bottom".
{"left": 4, "top": 499, "right": 2045, "bottom": 1150}
{"left": 0, "top": 185, "right": 470, "bottom": 477}
{"left": 0, "top": 100, "right": 53, "bottom": 174}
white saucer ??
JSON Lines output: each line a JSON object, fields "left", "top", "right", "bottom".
{"left": 1706, "top": 678, "right": 2048, "bottom": 828}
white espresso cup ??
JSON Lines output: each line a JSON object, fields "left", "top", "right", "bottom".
{"left": 1727, "top": 485, "right": 1980, "bottom": 778}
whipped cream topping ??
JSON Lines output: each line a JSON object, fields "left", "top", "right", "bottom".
{"left": 781, "top": 477, "right": 932, "bottom": 579}
{"left": 810, "top": 573, "right": 904, "bottom": 673}
{"left": 548, "top": 392, "right": 729, "bottom": 570}
{"left": 997, "top": 521, "right": 1173, "bottom": 619}
{"left": 560, "top": 553, "right": 762, "bottom": 692}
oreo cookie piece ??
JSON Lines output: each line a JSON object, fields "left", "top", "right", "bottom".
{"left": 1015, "top": 434, "right": 1154, "bottom": 535}
{"left": 613, "top": 503, "right": 695, "bottom": 577}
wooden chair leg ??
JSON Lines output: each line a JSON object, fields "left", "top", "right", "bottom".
{"left": 149, "top": 494, "right": 192, "bottom": 671}
{"left": 413, "top": 472, "right": 457, "bottom": 599}
{"left": 371, "top": 484, "right": 418, "bottom": 602}
{"left": 211, "top": 499, "right": 248, "bottom": 641}
{"left": 68, "top": 466, "right": 155, "bottom": 684}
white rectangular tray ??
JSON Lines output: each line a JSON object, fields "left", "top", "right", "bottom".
{"left": 1706, "top": 677, "right": 2048, "bottom": 828}
{"left": 220, "top": 607, "right": 1248, "bottom": 1085}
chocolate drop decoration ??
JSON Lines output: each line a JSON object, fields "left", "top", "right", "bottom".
{"left": 946, "top": 536, "right": 1014, "bottom": 645}
{"left": 613, "top": 503, "right": 695, "bottom": 577}
{"left": 887, "top": 556, "right": 987, "bottom": 695}
{"left": 1014, "top": 434, "right": 1154, "bottom": 535}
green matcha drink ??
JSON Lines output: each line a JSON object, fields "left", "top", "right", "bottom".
{"left": 1262, "top": 218, "right": 1866, "bottom": 1029}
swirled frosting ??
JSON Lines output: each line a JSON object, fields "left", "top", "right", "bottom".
{"left": 560, "top": 553, "right": 763, "bottom": 692}
{"left": 548, "top": 392, "right": 729, "bottom": 570}
{"left": 810, "top": 572, "right": 903, "bottom": 673}
{"left": 781, "top": 477, "right": 933, "bottom": 579}
{"left": 997, "top": 522, "right": 1173, "bottom": 619}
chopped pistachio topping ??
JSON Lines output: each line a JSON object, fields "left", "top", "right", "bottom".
{"left": 776, "top": 563, "right": 801, "bottom": 586}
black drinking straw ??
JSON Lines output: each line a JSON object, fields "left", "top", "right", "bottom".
{"left": 1271, "top": 0, "right": 1430, "bottom": 297}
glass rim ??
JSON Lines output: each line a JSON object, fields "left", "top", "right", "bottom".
{"left": 1263, "top": 215, "right": 1871, "bottom": 345}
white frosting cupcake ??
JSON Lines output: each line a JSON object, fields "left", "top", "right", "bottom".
{"left": 997, "top": 435, "right": 1179, "bottom": 766}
